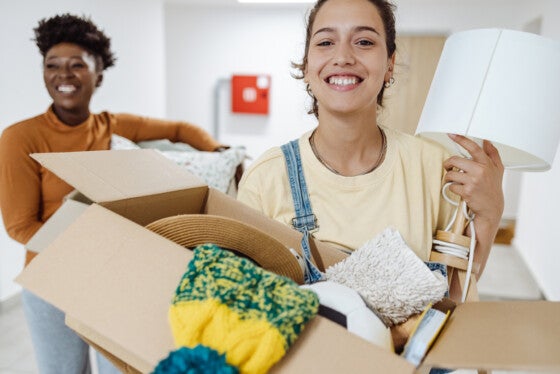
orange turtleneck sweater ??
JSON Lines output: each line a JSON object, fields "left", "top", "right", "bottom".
{"left": 0, "top": 107, "right": 221, "bottom": 265}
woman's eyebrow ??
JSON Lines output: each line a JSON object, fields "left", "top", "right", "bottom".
{"left": 312, "top": 27, "right": 335, "bottom": 37}
{"left": 355, "top": 26, "right": 381, "bottom": 36}
{"left": 45, "top": 55, "right": 84, "bottom": 60}
{"left": 312, "top": 25, "right": 381, "bottom": 37}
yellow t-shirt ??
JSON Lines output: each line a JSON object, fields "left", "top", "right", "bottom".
{"left": 237, "top": 127, "right": 455, "bottom": 261}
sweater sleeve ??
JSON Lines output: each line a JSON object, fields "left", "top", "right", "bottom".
{"left": 0, "top": 127, "right": 43, "bottom": 244}
{"left": 111, "top": 113, "right": 222, "bottom": 151}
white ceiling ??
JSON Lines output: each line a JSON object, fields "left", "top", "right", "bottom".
{"left": 164, "top": 0, "right": 322, "bottom": 6}
{"left": 164, "top": 0, "right": 509, "bottom": 8}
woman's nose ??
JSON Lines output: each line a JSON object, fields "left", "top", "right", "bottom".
{"left": 58, "top": 64, "right": 74, "bottom": 78}
{"left": 333, "top": 44, "right": 355, "bottom": 65}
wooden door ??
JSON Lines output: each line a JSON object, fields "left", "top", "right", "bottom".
{"left": 380, "top": 35, "right": 446, "bottom": 135}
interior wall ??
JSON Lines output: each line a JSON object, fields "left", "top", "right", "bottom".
{"left": 514, "top": 0, "right": 560, "bottom": 301}
{"left": 0, "top": 0, "right": 166, "bottom": 302}
{"left": 164, "top": 4, "right": 317, "bottom": 161}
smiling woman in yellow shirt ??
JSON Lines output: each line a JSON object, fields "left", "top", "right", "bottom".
{"left": 238, "top": 0, "right": 504, "bottom": 280}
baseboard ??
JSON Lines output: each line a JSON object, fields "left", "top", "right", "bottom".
{"left": 0, "top": 291, "right": 21, "bottom": 312}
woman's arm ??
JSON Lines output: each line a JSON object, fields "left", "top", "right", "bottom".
{"left": 443, "top": 134, "right": 505, "bottom": 277}
{"left": 0, "top": 128, "right": 44, "bottom": 245}
{"left": 112, "top": 113, "right": 223, "bottom": 151}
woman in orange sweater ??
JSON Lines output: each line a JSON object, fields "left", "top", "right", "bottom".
{"left": 0, "top": 13, "right": 223, "bottom": 374}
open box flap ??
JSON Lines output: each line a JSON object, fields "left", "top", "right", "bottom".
{"left": 25, "top": 199, "right": 89, "bottom": 254}
{"left": 421, "top": 300, "right": 560, "bottom": 372}
{"left": 17, "top": 204, "right": 189, "bottom": 372}
{"left": 16, "top": 204, "right": 414, "bottom": 373}
{"left": 31, "top": 149, "right": 207, "bottom": 203}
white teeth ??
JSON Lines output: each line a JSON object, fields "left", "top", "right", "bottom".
{"left": 57, "top": 85, "right": 76, "bottom": 93}
{"left": 329, "top": 76, "right": 358, "bottom": 86}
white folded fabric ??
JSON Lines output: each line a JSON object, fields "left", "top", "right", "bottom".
{"left": 326, "top": 227, "right": 447, "bottom": 326}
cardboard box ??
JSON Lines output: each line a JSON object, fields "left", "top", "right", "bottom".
{"left": 16, "top": 149, "right": 560, "bottom": 373}
{"left": 25, "top": 198, "right": 89, "bottom": 254}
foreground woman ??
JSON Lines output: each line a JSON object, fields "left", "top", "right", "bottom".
{"left": 238, "top": 0, "right": 503, "bottom": 281}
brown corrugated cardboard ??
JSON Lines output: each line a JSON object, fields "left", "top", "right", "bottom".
{"left": 16, "top": 149, "right": 560, "bottom": 373}
{"left": 18, "top": 204, "right": 412, "bottom": 373}
{"left": 25, "top": 199, "right": 88, "bottom": 254}
{"left": 33, "top": 149, "right": 207, "bottom": 203}
{"left": 421, "top": 301, "right": 560, "bottom": 372}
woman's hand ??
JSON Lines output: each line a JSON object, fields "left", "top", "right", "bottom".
{"left": 443, "top": 133, "right": 505, "bottom": 276}
{"left": 444, "top": 134, "right": 504, "bottom": 222}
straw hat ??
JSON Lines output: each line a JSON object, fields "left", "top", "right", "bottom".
{"left": 146, "top": 214, "right": 304, "bottom": 284}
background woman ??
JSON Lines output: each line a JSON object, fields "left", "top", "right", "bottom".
{"left": 0, "top": 13, "right": 224, "bottom": 374}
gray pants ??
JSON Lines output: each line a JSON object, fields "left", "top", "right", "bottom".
{"left": 21, "top": 290, "right": 121, "bottom": 374}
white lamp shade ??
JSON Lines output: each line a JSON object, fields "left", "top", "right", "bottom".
{"left": 416, "top": 29, "right": 560, "bottom": 171}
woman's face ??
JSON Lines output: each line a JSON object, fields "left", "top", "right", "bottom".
{"left": 305, "top": 0, "right": 394, "bottom": 118}
{"left": 43, "top": 43, "right": 102, "bottom": 123}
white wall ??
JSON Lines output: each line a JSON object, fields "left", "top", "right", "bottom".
{"left": 514, "top": 0, "right": 560, "bottom": 301}
{"left": 164, "top": 4, "right": 317, "bottom": 160}
{"left": 0, "top": 0, "right": 166, "bottom": 302}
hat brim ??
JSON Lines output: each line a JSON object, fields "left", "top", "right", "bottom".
{"left": 146, "top": 214, "right": 304, "bottom": 284}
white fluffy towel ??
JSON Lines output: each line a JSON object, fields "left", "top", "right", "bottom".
{"left": 326, "top": 227, "right": 448, "bottom": 326}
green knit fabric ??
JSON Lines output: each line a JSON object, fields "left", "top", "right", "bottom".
{"left": 173, "top": 244, "right": 319, "bottom": 347}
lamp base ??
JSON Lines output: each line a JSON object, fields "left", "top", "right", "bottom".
{"left": 431, "top": 230, "right": 481, "bottom": 275}
{"left": 431, "top": 230, "right": 480, "bottom": 302}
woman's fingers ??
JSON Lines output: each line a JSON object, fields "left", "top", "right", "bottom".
{"left": 483, "top": 139, "right": 504, "bottom": 170}
{"left": 443, "top": 134, "right": 504, "bottom": 219}
{"left": 447, "top": 134, "right": 486, "bottom": 161}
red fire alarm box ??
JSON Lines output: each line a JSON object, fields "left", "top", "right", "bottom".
{"left": 231, "top": 75, "right": 270, "bottom": 115}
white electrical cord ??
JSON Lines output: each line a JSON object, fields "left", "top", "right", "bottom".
{"left": 434, "top": 182, "right": 476, "bottom": 302}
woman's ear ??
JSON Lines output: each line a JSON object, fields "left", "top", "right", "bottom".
{"left": 385, "top": 53, "right": 396, "bottom": 81}
{"left": 95, "top": 73, "right": 104, "bottom": 88}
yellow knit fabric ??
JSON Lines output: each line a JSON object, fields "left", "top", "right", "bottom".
{"left": 170, "top": 300, "right": 285, "bottom": 374}
{"left": 166, "top": 244, "right": 319, "bottom": 374}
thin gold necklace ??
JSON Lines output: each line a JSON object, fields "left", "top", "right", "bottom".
{"left": 309, "top": 127, "right": 387, "bottom": 176}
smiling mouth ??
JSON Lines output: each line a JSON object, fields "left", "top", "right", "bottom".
{"left": 327, "top": 76, "right": 362, "bottom": 86}
{"left": 57, "top": 85, "right": 77, "bottom": 93}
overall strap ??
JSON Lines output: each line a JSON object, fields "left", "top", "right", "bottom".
{"left": 281, "top": 140, "right": 324, "bottom": 284}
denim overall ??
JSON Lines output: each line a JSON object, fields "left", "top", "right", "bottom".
{"left": 281, "top": 140, "right": 325, "bottom": 284}
{"left": 281, "top": 138, "right": 450, "bottom": 373}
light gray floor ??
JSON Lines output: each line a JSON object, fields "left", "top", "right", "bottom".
{"left": 0, "top": 297, "right": 36, "bottom": 374}
{"left": 0, "top": 244, "right": 547, "bottom": 374}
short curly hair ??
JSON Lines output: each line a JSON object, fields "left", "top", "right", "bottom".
{"left": 33, "top": 13, "right": 116, "bottom": 71}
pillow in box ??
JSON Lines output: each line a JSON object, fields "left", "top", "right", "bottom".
{"left": 110, "top": 134, "right": 141, "bottom": 150}
{"left": 137, "top": 139, "right": 197, "bottom": 152}
{"left": 110, "top": 135, "right": 245, "bottom": 193}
